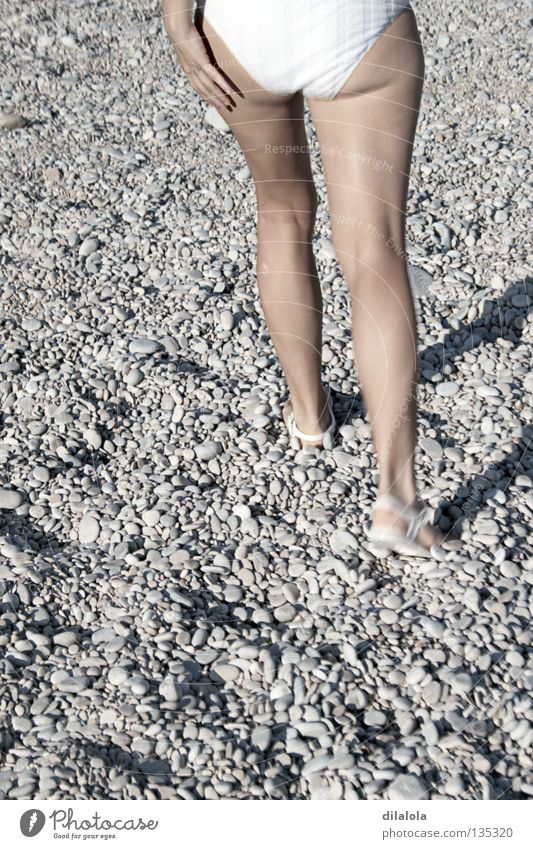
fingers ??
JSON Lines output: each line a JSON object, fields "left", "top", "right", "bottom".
{"left": 190, "top": 66, "right": 234, "bottom": 110}
{"left": 169, "top": 25, "right": 236, "bottom": 110}
{"left": 202, "top": 62, "right": 234, "bottom": 100}
{"left": 189, "top": 75, "right": 223, "bottom": 109}
{"left": 199, "top": 63, "right": 235, "bottom": 109}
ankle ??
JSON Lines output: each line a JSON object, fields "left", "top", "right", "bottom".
{"left": 293, "top": 405, "right": 332, "bottom": 434}
{"left": 376, "top": 481, "right": 418, "bottom": 507}
{"left": 291, "top": 386, "right": 331, "bottom": 429}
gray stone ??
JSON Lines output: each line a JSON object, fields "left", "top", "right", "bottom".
{"left": 220, "top": 310, "right": 235, "bottom": 331}
{"left": 130, "top": 677, "right": 150, "bottom": 696}
{"left": 53, "top": 631, "right": 79, "bottom": 648}
{"left": 301, "top": 754, "right": 335, "bottom": 777}
{"left": 128, "top": 337, "right": 160, "bottom": 355}
{"left": 296, "top": 721, "right": 329, "bottom": 739}
{"left": 330, "top": 529, "right": 359, "bottom": 553}
{"left": 364, "top": 709, "right": 388, "bottom": 727}
{"left": 84, "top": 428, "right": 103, "bottom": 450}
{"left": 436, "top": 381, "right": 460, "bottom": 397}
{"left": 273, "top": 603, "right": 296, "bottom": 623}
{"left": 388, "top": 774, "right": 429, "bottom": 800}
{"left": 108, "top": 667, "right": 129, "bottom": 686}
{"left": 195, "top": 441, "right": 223, "bottom": 461}
{"left": 0, "top": 489, "right": 24, "bottom": 509}
{"left": 79, "top": 237, "right": 100, "bottom": 258}
{"left": 159, "top": 679, "right": 180, "bottom": 701}
{"left": 212, "top": 663, "right": 240, "bottom": 683}
{"left": 0, "top": 112, "right": 26, "bottom": 129}
{"left": 142, "top": 509, "right": 160, "bottom": 527}
{"left": 251, "top": 727, "right": 272, "bottom": 752}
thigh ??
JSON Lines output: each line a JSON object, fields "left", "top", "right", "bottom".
{"left": 197, "top": 14, "right": 315, "bottom": 203}
{"left": 307, "top": 7, "right": 425, "bottom": 251}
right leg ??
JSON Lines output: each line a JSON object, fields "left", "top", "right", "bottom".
{"left": 198, "top": 15, "right": 332, "bottom": 444}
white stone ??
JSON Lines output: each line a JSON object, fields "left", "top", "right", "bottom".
{"left": 204, "top": 105, "right": 230, "bottom": 133}
{"left": 78, "top": 515, "right": 100, "bottom": 544}
{"left": 388, "top": 774, "right": 429, "bottom": 800}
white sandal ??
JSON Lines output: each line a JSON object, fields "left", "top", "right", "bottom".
{"left": 286, "top": 391, "right": 336, "bottom": 450}
{"left": 367, "top": 493, "right": 451, "bottom": 560}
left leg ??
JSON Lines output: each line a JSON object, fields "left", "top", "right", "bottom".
{"left": 198, "top": 14, "right": 331, "bottom": 444}
{"left": 308, "top": 6, "right": 446, "bottom": 547}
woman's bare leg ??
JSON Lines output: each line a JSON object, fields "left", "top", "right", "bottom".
{"left": 197, "top": 14, "right": 331, "bottom": 444}
{"left": 308, "top": 7, "right": 446, "bottom": 547}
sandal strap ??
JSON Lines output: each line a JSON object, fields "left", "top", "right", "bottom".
{"left": 373, "top": 494, "right": 433, "bottom": 543}
{"left": 288, "top": 395, "right": 335, "bottom": 441}
{"left": 406, "top": 505, "right": 432, "bottom": 542}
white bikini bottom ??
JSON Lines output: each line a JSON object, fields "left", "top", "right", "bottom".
{"left": 200, "top": 0, "right": 411, "bottom": 100}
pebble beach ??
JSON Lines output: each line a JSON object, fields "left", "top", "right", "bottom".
{"left": 0, "top": 0, "right": 531, "bottom": 800}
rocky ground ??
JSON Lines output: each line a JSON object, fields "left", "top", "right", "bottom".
{"left": 0, "top": 0, "right": 531, "bottom": 800}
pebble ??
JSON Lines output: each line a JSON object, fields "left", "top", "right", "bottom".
{"left": 84, "top": 428, "right": 103, "bottom": 450}
{"left": 130, "top": 677, "right": 150, "bottom": 696}
{"left": 0, "top": 489, "right": 24, "bottom": 509}
{"left": 159, "top": 679, "right": 180, "bottom": 701}
{"left": 296, "top": 722, "right": 329, "bottom": 738}
{"left": 422, "top": 721, "right": 440, "bottom": 746}
{"left": 408, "top": 264, "right": 435, "bottom": 298}
{"left": 12, "top": 716, "right": 32, "bottom": 732}
{"left": 56, "top": 676, "right": 89, "bottom": 693}
{"left": 330, "top": 529, "right": 359, "bottom": 553}
{"left": 79, "top": 237, "right": 99, "bottom": 258}
{"left": 78, "top": 515, "right": 101, "bottom": 544}
{"left": 388, "top": 775, "right": 429, "bottom": 800}
{"left": 220, "top": 310, "right": 235, "bottom": 331}
{"left": 213, "top": 664, "right": 241, "bottom": 683}
{"left": 364, "top": 709, "right": 388, "bottom": 727}
{"left": 463, "top": 588, "right": 481, "bottom": 612}
{"left": 449, "top": 672, "right": 474, "bottom": 695}
{"left": 128, "top": 337, "right": 160, "bottom": 355}
{"left": 142, "top": 509, "right": 160, "bottom": 527}
{"left": 301, "top": 754, "right": 336, "bottom": 777}
{"left": 53, "top": 631, "right": 79, "bottom": 648}
{"left": 436, "top": 381, "right": 460, "bottom": 397}
{"left": 251, "top": 728, "right": 272, "bottom": 752}
{"left": 204, "top": 105, "right": 231, "bottom": 133}
{"left": 195, "top": 441, "right": 223, "bottom": 461}
{"left": 505, "top": 650, "right": 524, "bottom": 668}
{"left": 32, "top": 466, "right": 50, "bottom": 483}
{"left": 0, "top": 112, "right": 26, "bottom": 129}
{"left": 274, "top": 603, "right": 297, "bottom": 623}
{"left": 380, "top": 608, "right": 399, "bottom": 625}
{"left": 420, "top": 437, "right": 443, "bottom": 460}
{"left": 108, "top": 667, "right": 129, "bottom": 686}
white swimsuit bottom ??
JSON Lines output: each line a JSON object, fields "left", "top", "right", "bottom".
{"left": 200, "top": 0, "right": 411, "bottom": 100}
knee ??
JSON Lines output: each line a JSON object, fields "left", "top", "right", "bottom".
{"left": 256, "top": 182, "right": 318, "bottom": 238}
{"left": 334, "top": 228, "right": 408, "bottom": 293}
